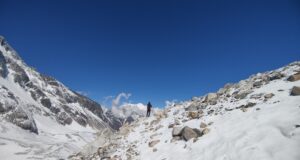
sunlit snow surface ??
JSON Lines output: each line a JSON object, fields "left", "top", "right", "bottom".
{"left": 112, "top": 63, "right": 300, "bottom": 160}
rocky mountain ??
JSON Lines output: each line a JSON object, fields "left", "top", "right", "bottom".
{"left": 0, "top": 36, "right": 123, "bottom": 159}
{"left": 71, "top": 61, "right": 300, "bottom": 160}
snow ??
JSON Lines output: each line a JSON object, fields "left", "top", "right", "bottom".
{"left": 110, "top": 63, "right": 300, "bottom": 160}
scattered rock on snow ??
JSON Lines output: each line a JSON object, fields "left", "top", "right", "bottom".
{"left": 287, "top": 72, "right": 300, "bottom": 82}
{"left": 200, "top": 122, "right": 207, "bottom": 128}
{"left": 188, "top": 111, "right": 199, "bottom": 119}
{"left": 171, "top": 136, "right": 181, "bottom": 143}
{"left": 264, "top": 93, "right": 275, "bottom": 100}
{"left": 204, "top": 93, "right": 218, "bottom": 105}
{"left": 182, "top": 127, "right": 202, "bottom": 141}
{"left": 291, "top": 86, "right": 300, "bottom": 96}
{"left": 148, "top": 140, "right": 160, "bottom": 147}
{"left": 253, "top": 81, "right": 263, "bottom": 88}
{"left": 172, "top": 126, "right": 184, "bottom": 136}
{"left": 202, "top": 128, "right": 210, "bottom": 135}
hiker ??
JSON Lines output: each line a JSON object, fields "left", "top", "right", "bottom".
{"left": 146, "top": 102, "right": 152, "bottom": 117}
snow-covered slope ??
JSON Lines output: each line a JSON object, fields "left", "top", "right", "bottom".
{"left": 73, "top": 61, "right": 300, "bottom": 160}
{"left": 0, "top": 36, "right": 122, "bottom": 159}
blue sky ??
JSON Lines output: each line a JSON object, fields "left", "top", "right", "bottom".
{"left": 0, "top": 0, "right": 299, "bottom": 107}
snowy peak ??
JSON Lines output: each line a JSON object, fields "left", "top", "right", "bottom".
{"left": 0, "top": 36, "right": 122, "bottom": 159}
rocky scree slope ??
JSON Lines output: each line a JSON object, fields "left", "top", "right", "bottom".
{"left": 72, "top": 61, "right": 300, "bottom": 160}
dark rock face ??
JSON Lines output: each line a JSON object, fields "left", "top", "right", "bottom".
{"left": 104, "top": 110, "right": 124, "bottom": 130}
{"left": 40, "top": 98, "right": 52, "bottom": 109}
{"left": 125, "top": 116, "right": 135, "bottom": 124}
{"left": 7, "top": 107, "right": 38, "bottom": 134}
{"left": 57, "top": 112, "right": 73, "bottom": 125}
{"left": 41, "top": 74, "right": 60, "bottom": 87}
{"left": 0, "top": 51, "right": 8, "bottom": 78}
{"left": 0, "top": 102, "right": 5, "bottom": 113}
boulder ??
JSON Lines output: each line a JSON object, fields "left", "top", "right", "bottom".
{"left": 264, "top": 93, "right": 275, "bottom": 99}
{"left": 287, "top": 73, "right": 300, "bottom": 82}
{"left": 172, "top": 126, "right": 184, "bottom": 136}
{"left": 234, "top": 91, "right": 250, "bottom": 99}
{"left": 171, "top": 136, "right": 181, "bottom": 143}
{"left": 204, "top": 93, "right": 218, "bottom": 105}
{"left": 250, "top": 93, "right": 264, "bottom": 99}
{"left": 182, "top": 127, "right": 200, "bottom": 141}
{"left": 7, "top": 108, "right": 38, "bottom": 134}
{"left": 202, "top": 128, "right": 210, "bottom": 135}
{"left": 269, "top": 72, "right": 284, "bottom": 81}
{"left": 253, "top": 81, "right": 263, "bottom": 88}
{"left": 40, "top": 98, "right": 52, "bottom": 109}
{"left": 168, "top": 124, "right": 175, "bottom": 128}
{"left": 57, "top": 112, "right": 72, "bottom": 125}
{"left": 200, "top": 122, "right": 207, "bottom": 128}
{"left": 188, "top": 111, "right": 198, "bottom": 119}
{"left": 291, "top": 86, "right": 300, "bottom": 96}
{"left": 185, "top": 104, "right": 198, "bottom": 112}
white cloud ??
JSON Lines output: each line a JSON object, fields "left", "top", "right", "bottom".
{"left": 112, "top": 92, "right": 131, "bottom": 108}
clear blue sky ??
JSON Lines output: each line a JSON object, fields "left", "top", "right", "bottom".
{"left": 1, "top": 0, "right": 299, "bottom": 107}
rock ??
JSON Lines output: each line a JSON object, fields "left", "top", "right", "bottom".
{"left": 291, "top": 86, "right": 300, "bottom": 96}
{"left": 150, "top": 119, "right": 160, "bottom": 126}
{"left": 155, "top": 125, "right": 163, "bottom": 131}
{"left": 269, "top": 72, "right": 284, "bottom": 81}
{"left": 185, "top": 104, "right": 198, "bottom": 112}
{"left": 250, "top": 93, "right": 264, "bottom": 99}
{"left": 208, "top": 122, "right": 214, "bottom": 126}
{"left": 153, "top": 148, "right": 158, "bottom": 152}
{"left": 287, "top": 72, "right": 300, "bottom": 82}
{"left": 192, "top": 128, "right": 203, "bottom": 136}
{"left": 256, "top": 108, "right": 261, "bottom": 111}
{"left": 171, "top": 136, "right": 181, "bottom": 143}
{"left": 57, "top": 112, "right": 72, "bottom": 125}
{"left": 245, "top": 102, "right": 256, "bottom": 108}
{"left": 172, "top": 126, "right": 184, "bottom": 136}
{"left": 234, "top": 91, "right": 250, "bottom": 99}
{"left": 40, "top": 98, "right": 52, "bottom": 109}
{"left": 208, "top": 110, "right": 214, "bottom": 115}
{"left": 204, "top": 93, "right": 218, "bottom": 105}
{"left": 188, "top": 111, "right": 198, "bottom": 119}
{"left": 200, "top": 122, "right": 207, "bottom": 128}
{"left": 253, "top": 81, "right": 263, "bottom": 88}
{"left": 174, "top": 119, "right": 181, "bottom": 125}
{"left": 7, "top": 108, "right": 38, "bottom": 134}
{"left": 148, "top": 140, "right": 160, "bottom": 147}
{"left": 264, "top": 93, "right": 275, "bottom": 99}
{"left": 241, "top": 108, "right": 247, "bottom": 112}
{"left": 182, "top": 127, "right": 200, "bottom": 141}
{"left": 202, "top": 128, "right": 210, "bottom": 135}
{"left": 168, "top": 124, "right": 175, "bottom": 128}
{"left": 238, "top": 102, "right": 256, "bottom": 109}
